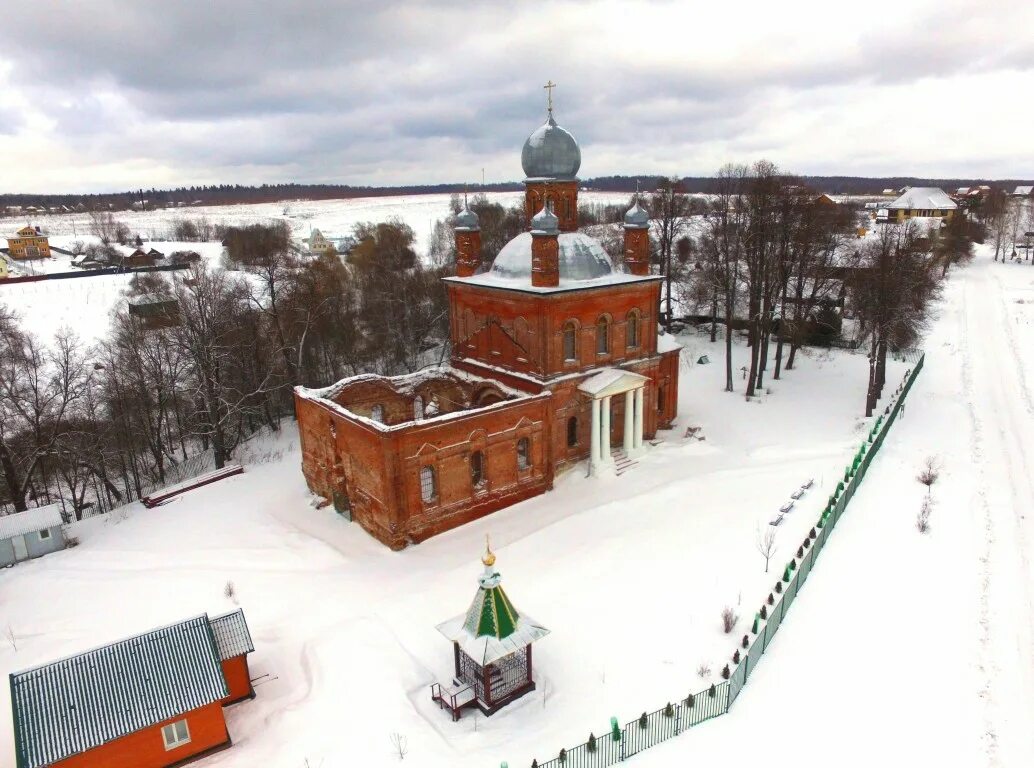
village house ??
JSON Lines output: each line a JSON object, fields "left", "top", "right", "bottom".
{"left": 121, "top": 247, "right": 165, "bottom": 268}
{"left": 885, "top": 187, "right": 957, "bottom": 221}
{"left": 1012, "top": 185, "right": 1034, "bottom": 197}
{"left": 307, "top": 228, "right": 331, "bottom": 254}
{"left": 0, "top": 504, "right": 67, "bottom": 567}
{"left": 8, "top": 610, "right": 255, "bottom": 768}
{"left": 6, "top": 226, "right": 51, "bottom": 260}
{"left": 294, "top": 92, "right": 680, "bottom": 550}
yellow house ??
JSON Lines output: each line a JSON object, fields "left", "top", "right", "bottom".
{"left": 7, "top": 225, "right": 51, "bottom": 259}
{"left": 886, "top": 188, "right": 957, "bottom": 222}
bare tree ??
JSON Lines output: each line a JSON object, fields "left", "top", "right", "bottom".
{"left": 389, "top": 732, "right": 408, "bottom": 760}
{"left": 755, "top": 524, "right": 777, "bottom": 573}
{"left": 648, "top": 178, "right": 692, "bottom": 329}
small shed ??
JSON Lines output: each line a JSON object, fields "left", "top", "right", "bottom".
{"left": 9, "top": 610, "right": 256, "bottom": 768}
{"left": 0, "top": 504, "right": 66, "bottom": 567}
{"left": 432, "top": 541, "right": 549, "bottom": 719}
{"left": 128, "top": 294, "right": 181, "bottom": 329}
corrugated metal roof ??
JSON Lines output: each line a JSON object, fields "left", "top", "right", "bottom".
{"left": 9, "top": 615, "right": 228, "bottom": 768}
{"left": 208, "top": 609, "right": 254, "bottom": 660}
{"left": 0, "top": 505, "right": 64, "bottom": 540}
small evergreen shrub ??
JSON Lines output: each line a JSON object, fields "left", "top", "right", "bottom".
{"left": 721, "top": 665, "right": 730, "bottom": 679}
{"left": 559, "top": 748, "right": 567, "bottom": 763}
{"left": 782, "top": 564, "right": 792, "bottom": 582}
{"left": 802, "top": 538, "right": 810, "bottom": 550}
{"left": 742, "top": 634, "right": 750, "bottom": 648}
{"left": 796, "top": 545, "right": 804, "bottom": 558}
{"left": 587, "top": 733, "right": 597, "bottom": 753}
{"left": 708, "top": 683, "right": 716, "bottom": 698}
{"left": 760, "top": 604, "right": 768, "bottom": 619}
{"left": 767, "top": 593, "right": 774, "bottom": 605}
{"left": 732, "top": 649, "right": 740, "bottom": 664}
{"left": 751, "top": 614, "right": 759, "bottom": 634}
{"left": 775, "top": 581, "right": 783, "bottom": 594}
{"left": 664, "top": 702, "right": 674, "bottom": 718}
{"left": 685, "top": 693, "right": 695, "bottom": 708}
{"left": 639, "top": 712, "right": 649, "bottom": 729}
{"left": 809, "top": 527, "right": 816, "bottom": 539}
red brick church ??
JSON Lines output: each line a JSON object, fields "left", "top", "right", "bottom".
{"left": 295, "top": 91, "right": 680, "bottom": 549}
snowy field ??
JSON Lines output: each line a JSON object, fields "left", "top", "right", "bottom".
{"left": 0, "top": 327, "right": 907, "bottom": 768}
{"left": 4, "top": 191, "right": 635, "bottom": 255}
{"left": 0, "top": 192, "right": 634, "bottom": 343}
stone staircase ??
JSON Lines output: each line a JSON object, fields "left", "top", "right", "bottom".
{"left": 611, "top": 449, "right": 639, "bottom": 476}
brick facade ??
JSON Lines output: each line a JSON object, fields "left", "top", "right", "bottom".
{"left": 294, "top": 106, "right": 680, "bottom": 549}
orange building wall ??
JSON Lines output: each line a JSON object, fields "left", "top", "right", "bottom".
{"left": 221, "top": 655, "right": 253, "bottom": 704}
{"left": 447, "top": 279, "right": 662, "bottom": 381}
{"left": 50, "top": 702, "right": 229, "bottom": 768}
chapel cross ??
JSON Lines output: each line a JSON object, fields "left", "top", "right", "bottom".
{"left": 544, "top": 80, "right": 556, "bottom": 114}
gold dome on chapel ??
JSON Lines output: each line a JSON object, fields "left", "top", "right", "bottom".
{"left": 482, "top": 535, "right": 496, "bottom": 567}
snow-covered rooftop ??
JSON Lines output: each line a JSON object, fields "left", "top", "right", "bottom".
{"left": 887, "top": 187, "right": 957, "bottom": 211}
{"left": 209, "top": 608, "right": 255, "bottom": 660}
{"left": 1013, "top": 185, "right": 1033, "bottom": 196}
{"left": 0, "top": 504, "right": 64, "bottom": 539}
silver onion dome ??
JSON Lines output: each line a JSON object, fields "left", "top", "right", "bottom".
{"left": 521, "top": 114, "right": 581, "bottom": 180}
{"left": 455, "top": 204, "right": 479, "bottom": 231}
{"left": 530, "top": 202, "right": 559, "bottom": 234}
{"left": 624, "top": 197, "right": 650, "bottom": 228}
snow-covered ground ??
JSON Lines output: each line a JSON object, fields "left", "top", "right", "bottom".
{"left": 633, "top": 250, "right": 1034, "bottom": 768}
{"left": 0, "top": 327, "right": 905, "bottom": 768}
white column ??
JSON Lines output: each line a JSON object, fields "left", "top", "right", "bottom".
{"left": 633, "top": 387, "right": 644, "bottom": 451}
{"left": 623, "top": 389, "right": 635, "bottom": 455}
{"left": 590, "top": 398, "right": 601, "bottom": 473}
{"left": 601, "top": 396, "right": 612, "bottom": 461}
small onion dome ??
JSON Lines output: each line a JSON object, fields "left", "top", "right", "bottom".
{"left": 624, "top": 197, "right": 649, "bottom": 229}
{"left": 455, "top": 204, "right": 480, "bottom": 231}
{"left": 521, "top": 114, "right": 581, "bottom": 180}
{"left": 530, "top": 201, "right": 559, "bottom": 235}
{"left": 482, "top": 535, "right": 496, "bottom": 567}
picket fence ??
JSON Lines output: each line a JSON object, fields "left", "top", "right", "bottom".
{"left": 523, "top": 354, "right": 926, "bottom": 768}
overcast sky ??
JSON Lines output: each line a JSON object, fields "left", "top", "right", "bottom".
{"left": 1, "top": 0, "right": 1032, "bottom": 194}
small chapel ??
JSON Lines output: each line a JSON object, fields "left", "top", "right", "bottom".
{"left": 295, "top": 86, "right": 681, "bottom": 549}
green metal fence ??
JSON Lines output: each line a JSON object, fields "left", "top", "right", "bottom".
{"left": 522, "top": 354, "right": 925, "bottom": 768}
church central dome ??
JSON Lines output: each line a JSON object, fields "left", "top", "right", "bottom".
{"left": 490, "top": 232, "right": 614, "bottom": 282}
{"left": 521, "top": 114, "right": 581, "bottom": 180}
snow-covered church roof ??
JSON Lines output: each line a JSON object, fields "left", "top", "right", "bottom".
{"left": 436, "top": 543, "right": 549, "bottom": 666}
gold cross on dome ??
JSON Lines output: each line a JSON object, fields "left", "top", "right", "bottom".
{"left": 544, "top": 80, "right": 556, "bottom": 114}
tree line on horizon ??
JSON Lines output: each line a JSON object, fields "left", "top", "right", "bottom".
{"left": 3, "top": 175, "right": 1033, "bottom": 213}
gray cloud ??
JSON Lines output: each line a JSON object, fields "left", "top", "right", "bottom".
{"left": 1, "top": 0, "right": 1032, "bottom": 192}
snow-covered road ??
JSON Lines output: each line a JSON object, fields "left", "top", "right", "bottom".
{"left": 637, "top": 253, "right": 1034, "bottom": 767}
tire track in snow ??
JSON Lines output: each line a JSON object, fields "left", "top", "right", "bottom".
{"left": 957, "top": 280, "right": 1000, "bottom": 767}
{"left": 960, "top": 262, "right": 1034, "bottom": 766}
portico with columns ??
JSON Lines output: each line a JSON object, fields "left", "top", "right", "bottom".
{"left": 578, "top": 368, "right": 649, "bottom": 473}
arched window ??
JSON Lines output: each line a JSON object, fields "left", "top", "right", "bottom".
{"left": 562, "top": 321, "right": 577, "bottom": 362}
{"left": 420, "top": 466, "right": 437, "bottom": 502}
{"left": 626, "top": 310, "right": 640, "bottom": 349}
{"left": 596, "top": 316, "right": 610, "bottom": 355}
{"left": 567, "top": 416, "right": 579, "bottom": 447}
{"left": 371, "top": 404, "right": 384, "bottom": 423}
{"left": 413, "top": 396, "right": 424, "bottom": 420}
{"left": 517, "top": 437, "right": 530, "bottom": 470}
{"left": 470, "top": 450, "right": 485, "bottom": 488}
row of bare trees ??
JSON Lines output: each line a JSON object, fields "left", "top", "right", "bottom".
{"left": 0, "top": 218, "right": 450, "bottom": 517}
{"left": 647, "top": 163, "right": 964, "bottom": 414}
